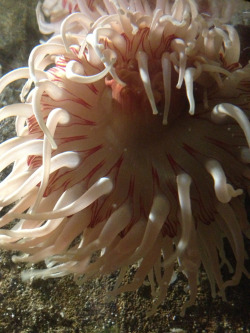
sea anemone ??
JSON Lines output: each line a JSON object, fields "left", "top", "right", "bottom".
{"left": 0, "top": 0, "right": 249, "bottom": 316}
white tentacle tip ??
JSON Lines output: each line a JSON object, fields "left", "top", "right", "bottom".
{"left": 149, "top": 195, "right": 170, "bottom": 224}
{"left": 177, "top": 173, "right": 192, "bottom": 187}
{"left": 212, "top": 103, "right": 228, "bottom": 121}
{"left": 241, "top": 147, "right": 250, "bottom": 163}
{"left": 96, "top": 177, "right": 113, "bottom": 194}
{"left": 206, "top": 159, "right": 243, "bottom": 203}
{"left": 212, "top": 103, "right": 250, "bottom": 148}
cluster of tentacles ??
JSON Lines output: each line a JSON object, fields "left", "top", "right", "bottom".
{"left": 0, "top": 0, "right": 249, "bottom": 316}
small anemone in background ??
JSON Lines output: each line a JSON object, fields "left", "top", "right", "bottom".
{"left": 0, "top": 0, "right": 249, "bottom": 317}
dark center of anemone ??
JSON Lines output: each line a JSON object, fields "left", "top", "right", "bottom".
{"left": 101, "top": 58, "right": 189, "bottom": 151}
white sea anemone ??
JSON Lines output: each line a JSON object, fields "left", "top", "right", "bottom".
{"left": 0, "top": 0, "right": 249, "bottom": 316}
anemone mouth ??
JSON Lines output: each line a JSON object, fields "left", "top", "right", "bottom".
{"left": 0, "top": 0, "right": 249, "bottom": 317}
